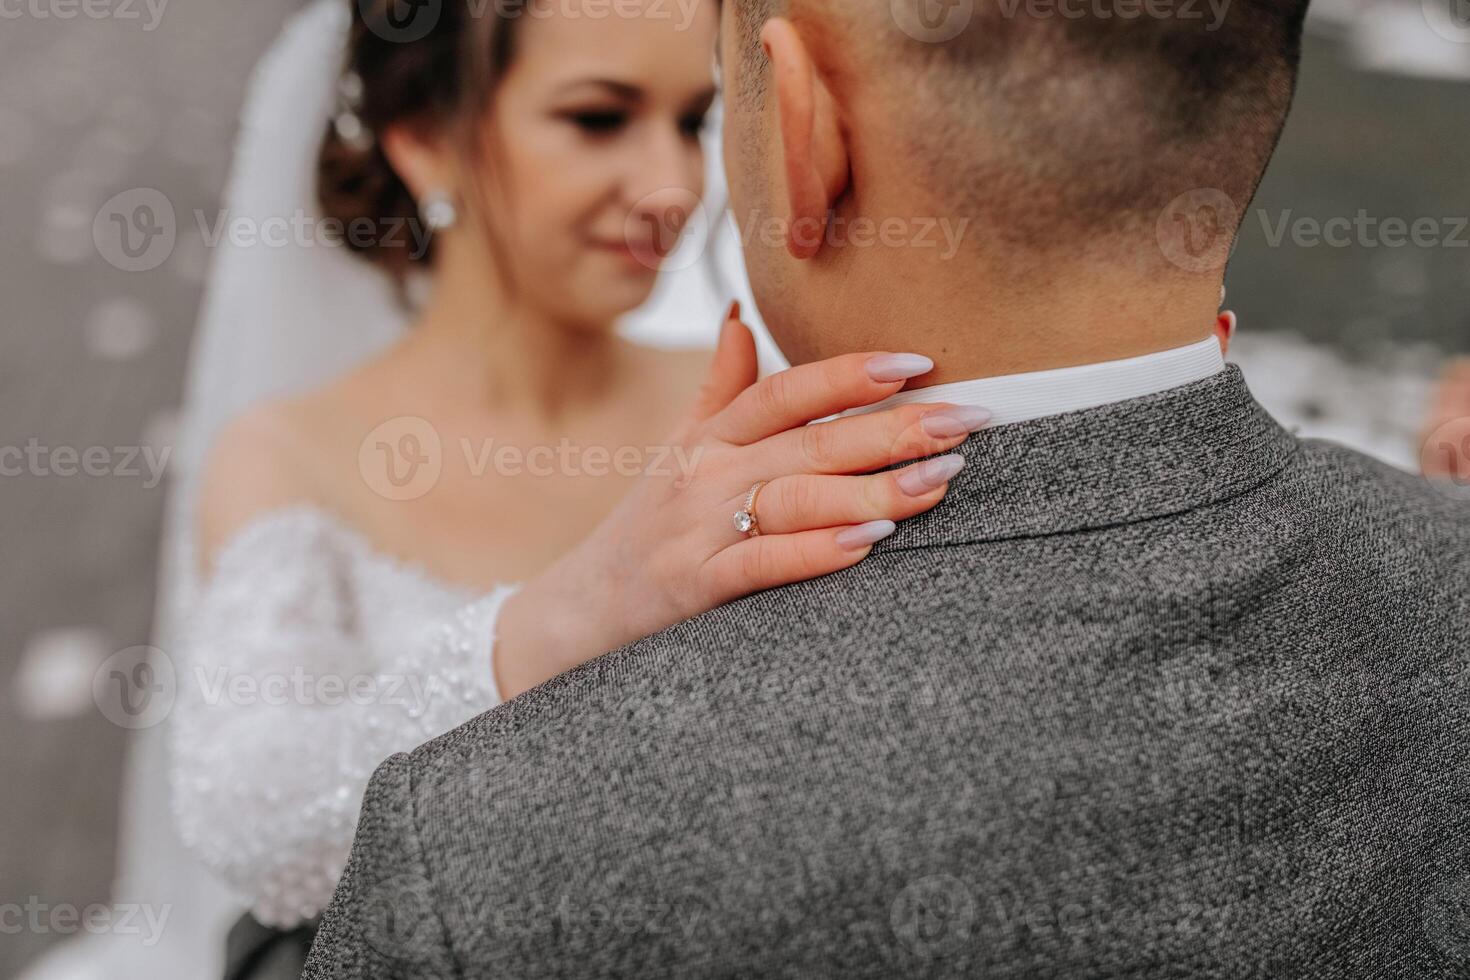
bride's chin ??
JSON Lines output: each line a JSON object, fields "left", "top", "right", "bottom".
{"left": 584, "top": 277, "right": 659, "bottom": 318}
{"left": 556, "top": 292, "right": 650, "bottom": 335}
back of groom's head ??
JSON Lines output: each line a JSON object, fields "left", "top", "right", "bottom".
{"left": 717, "top": 0, "right": 1311, "bottom": 370}
{"left": 721, "top": 0, "right": 1309, "bottom": 254}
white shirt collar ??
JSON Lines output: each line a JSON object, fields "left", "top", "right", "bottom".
{"left": 842, "top": 337, "right": 1225, "bottom": 427}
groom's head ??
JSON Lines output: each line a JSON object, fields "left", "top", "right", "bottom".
{"left": 717, "top": 0, "right": 1311, "bottom": 366}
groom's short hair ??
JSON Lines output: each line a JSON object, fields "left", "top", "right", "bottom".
{"left": 728, "top": 0, "right": 1311, "bottom": 255}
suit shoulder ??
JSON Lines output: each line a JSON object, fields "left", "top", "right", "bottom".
{"left": 1296, "top": 438, "right": 1469, "bottom": 521}
{"left": 1287, "top": 438, "right": 1470, "bottom": 575}
{"left": 400, "top": 627, "right": 686, "bottom": 783}
{"left": 395, "top": 598, "right": 773, "bottom": 812}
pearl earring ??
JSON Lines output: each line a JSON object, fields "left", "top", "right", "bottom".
{"left": 421, "top": 192, "right": 459, "bottom": 232}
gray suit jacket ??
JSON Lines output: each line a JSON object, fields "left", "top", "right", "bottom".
{"left": 304, "top": 367, "right": 1470, "bottom": 978}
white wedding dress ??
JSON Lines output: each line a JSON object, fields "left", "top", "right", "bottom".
{"left": 170, "top": 506, "right": 516, "bottom": 928}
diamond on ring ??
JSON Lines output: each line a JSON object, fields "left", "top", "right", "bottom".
{"left": 733, "top": 481, "right": 766, "bottom": 537}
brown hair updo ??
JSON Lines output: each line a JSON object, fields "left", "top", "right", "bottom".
{"left": 317, "top": 0, "right": 525, "bottom": 285}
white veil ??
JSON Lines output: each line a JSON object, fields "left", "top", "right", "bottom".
{"left": 173, "top": 0, "right": 410, "bottom": 470}
{"left": 21, "top": 3, "right": 409, "bottom": 977}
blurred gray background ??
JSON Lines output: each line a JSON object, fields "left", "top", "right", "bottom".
{"left": 2, "top": 0, "right": 1467, "bottom": 975}
{"left": 1, "top": 2, "right": 298, "bottom": 974}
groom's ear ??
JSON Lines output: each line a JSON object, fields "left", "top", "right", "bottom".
{"left": 760, "top": 18, "right": 850, "bottom": 261}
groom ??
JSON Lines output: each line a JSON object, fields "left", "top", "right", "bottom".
{"left": 307, "top": 1, "right": 1470, "bottom": 976}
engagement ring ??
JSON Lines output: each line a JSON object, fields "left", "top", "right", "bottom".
{"left": 733, "top": 481, "right": 767, "bottom": 537}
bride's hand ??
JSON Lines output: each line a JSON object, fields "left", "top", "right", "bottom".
{"left": 493, "top": 303, "right": 993, "bottom": 699}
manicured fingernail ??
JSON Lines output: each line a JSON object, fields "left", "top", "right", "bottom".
{"left": 837, "top": 519, "right": 897, "bottom": 551}
{"left": 896, "top": 454, "right": 965, "bottom": 496}
{"left": 920, "top": 405, "right": 992, "bottom": 438}
{"left": 725, "top": 300, "right": 741, "bottom": 322}
{"left": 866, "top": 353, "right": 933, "bottom": 383}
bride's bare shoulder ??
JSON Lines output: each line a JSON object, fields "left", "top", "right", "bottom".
{"left": 196, "top": 397, "right": 323, "bottom": 567}
{"left": 196, "top": 365, "right": 380, "bottom": 568}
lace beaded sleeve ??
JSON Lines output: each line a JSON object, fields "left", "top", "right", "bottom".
{"left": 169, "top": 509, "right": 516, "bottom": 927}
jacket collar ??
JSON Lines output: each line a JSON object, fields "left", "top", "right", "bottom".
{"left": 875, "top": 366, "right": 1299, "bottom": 552}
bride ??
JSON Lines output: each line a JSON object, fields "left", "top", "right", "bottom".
{"left": 127, "top": 0, "right": 999, "bottom": 976}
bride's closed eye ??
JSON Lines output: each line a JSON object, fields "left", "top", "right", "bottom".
{"left": 679, "top": 110, "right": 710, "bottom": 140}
{"left": 562, "top": 108, "right": 630, "bottom": 136}
{"left": 681, "top": 90, "right": 716, "bottom": 141}
{"left": 559, "top": 107, "right": 709, "bottom": 141}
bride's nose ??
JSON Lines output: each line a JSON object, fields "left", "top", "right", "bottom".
{"left": 626, "top": 186, "right": 702, "bottom": 259}
{"left": 623, "top": 123, "right": 702, "bottom": 219}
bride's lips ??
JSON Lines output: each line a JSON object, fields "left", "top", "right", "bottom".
{"left": 591, "top": 237, "right": 663, "bottom": 270}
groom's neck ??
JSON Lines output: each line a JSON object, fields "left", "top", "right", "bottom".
{"left": 779, "top": 259, "right": 1225, "bottom": 388}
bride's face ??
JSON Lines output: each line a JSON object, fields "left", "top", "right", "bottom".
{"left": 479, "top": 0, "right": 720, "bottom": 326}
